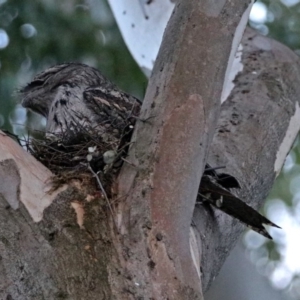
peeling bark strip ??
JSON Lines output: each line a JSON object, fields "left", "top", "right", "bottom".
{"left": 0, "top": 132, "right": 66, "bottom": 221}
{"left": 107, "top": 0, "right": 175, "bottom": 75}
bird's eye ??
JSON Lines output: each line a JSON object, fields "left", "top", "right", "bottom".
{"left": 50, "top": 81, "right": 75, "bottom": 91}
{"left": 21, "top": 79, "right": 44, "bottom": 92}
{"left": 63, "top": 82, "right": 76, "bottom": 88}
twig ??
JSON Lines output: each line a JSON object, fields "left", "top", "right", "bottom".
{"left": 87, "top": 163, "right": 118, "bottom": 230}
{"left": 121, "top": 157, "right": 137, "bottom": 168}
{"left": 204, "top": 165, "right": 226, "bottom": 172}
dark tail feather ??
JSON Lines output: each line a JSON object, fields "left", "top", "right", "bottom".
{"left": 199, "top": 175, "right": 280, "bottom": 239}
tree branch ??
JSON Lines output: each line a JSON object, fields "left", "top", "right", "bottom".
{"left": 115, "top": 1, "right": 253, "bottom": 298}
{"left": 196, "top": 27, "right": 300, "bottom": 292}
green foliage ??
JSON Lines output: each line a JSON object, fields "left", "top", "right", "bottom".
{"left": 0, "top": 0, "right": 146, "bottom": 132}
{"left": 263, "top": 0, "right": 300, "bottom": 50}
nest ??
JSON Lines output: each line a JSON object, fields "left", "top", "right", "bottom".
{"left": 19, "top": 123, "right": 134, "bottom": 195}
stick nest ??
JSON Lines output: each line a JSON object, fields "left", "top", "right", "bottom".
{"left": 19, "top": 124, "right": 133, "bottom": 193}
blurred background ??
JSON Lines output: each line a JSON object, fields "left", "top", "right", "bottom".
{"left": 0, "top": 0, "right": 300, "bottom": 299}
{"left": 0, "top": 0, "right": 147, "bottom": 136}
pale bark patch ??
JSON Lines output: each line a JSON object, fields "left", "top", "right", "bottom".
{"left": 190, "top": 226, "right": 201, "bottom": 280}
{"left": 221, "top": 44, "right": 244, "bottom": 103}
{"left": 274, "top": 102, "right": 300, "bottom": 175}
{"left": 221, "top": 0, "right": 255, "bottom": 103}
{"left": 0, "top": 131, "right": 67, "bottom": 221}
{"left": 71, "top": 201, "right": 85, "bottom": 228}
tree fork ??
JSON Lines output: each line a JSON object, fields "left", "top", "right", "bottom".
{"left": 3, "top": 1, "right": 299, "bottom": 300}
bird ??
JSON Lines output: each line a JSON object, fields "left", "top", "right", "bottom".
{"left": 20, "top": 63, "right": 141, "bottom": 141}
{"left": 20, "top": 62, "right": 279, "bottom": 238}
{"left": 20, "top": 63, "right": 141, "bottom": 172}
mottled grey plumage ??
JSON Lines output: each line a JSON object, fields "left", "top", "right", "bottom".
{"left": 20, "top": 63, "right": 140, "bottom": 140}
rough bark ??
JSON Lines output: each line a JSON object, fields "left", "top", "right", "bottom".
{"left": 1, "top": 2, "right": 299, "bottom": 300}
{"left": 199, "top": 27, "right": 300, "bottom": 292}
{"left": 0, "top": 162, "right": 115, "bottom": 299}
{"left": 114, "top": 1, "right": 251, "bottom": 298}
